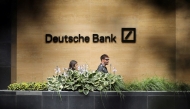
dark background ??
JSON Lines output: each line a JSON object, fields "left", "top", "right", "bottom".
{"left": 0, "top": 0, "right": 16, "bottom": 89}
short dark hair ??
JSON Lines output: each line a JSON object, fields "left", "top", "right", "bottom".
{"left": 69, "top": 60, "right": 77, "bottom": 70}
{"left": 100, "top": 54, "right": 109, "bottom": 61}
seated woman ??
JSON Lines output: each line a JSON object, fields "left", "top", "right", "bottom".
{"left": 69, "top": 60, "right": 78, "bottom": 70}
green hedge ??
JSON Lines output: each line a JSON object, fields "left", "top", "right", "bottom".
{"left": 125, "top": 77, "right": 190, "bottom": 91}
{"left": 7, "top": 70, "right": 126, "bottom": 95}
{"left": 8, "top": 82, "right": 47, "bottom": 91}
{"left": 7, "top": 76, "right": 190, "bottom": 94}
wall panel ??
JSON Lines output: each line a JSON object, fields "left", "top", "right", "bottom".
{"left": 16, "top": 0, "right": 179, "bottom": 83}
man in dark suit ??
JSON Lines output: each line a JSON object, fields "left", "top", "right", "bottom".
{"left": 96, "top": 54, "right": 109, "bottom": 73}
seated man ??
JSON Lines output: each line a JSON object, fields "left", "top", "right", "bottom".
{"left": 96, "top": 54, "right": 109, "bottom": 73}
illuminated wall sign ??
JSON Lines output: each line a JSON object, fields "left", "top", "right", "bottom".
{"left": 45, "top": 28, "right": 136, "bottom": 43}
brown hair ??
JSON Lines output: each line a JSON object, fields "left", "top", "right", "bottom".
{"left": 100, "top": 54, "right": 109, "bottom": 61}
{"left": 69, "top": 60, "right": 77, "bottom": 70}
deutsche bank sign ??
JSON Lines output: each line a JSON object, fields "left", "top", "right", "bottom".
{"left": 45, "top": 28, "right": 136, "bottom": 43}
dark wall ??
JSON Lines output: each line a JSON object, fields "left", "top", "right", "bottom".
{"left": 0, "top": 0, "right": 13, "bottom": 89}
{"left": 0, "top": 91, "right": 190, "bottom": 109}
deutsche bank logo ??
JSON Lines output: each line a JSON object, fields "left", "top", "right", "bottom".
{"left": 45, "top": 28, "right": 136, "bottom": 43}
{"left": 121, "top": 28, "right": 136, "bottom": 43}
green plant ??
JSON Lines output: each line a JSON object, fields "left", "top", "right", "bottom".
{"left": 47, "top": 69, "right": 126, "bottom": 95}
{"left": 125, "top": 77, "right": 190, "bottom": 91}
{"left": 175, "top": 82, "right": 190, "bottom": 91}
{"left": 8, "top": 82, "right": 48, "bottom": 91}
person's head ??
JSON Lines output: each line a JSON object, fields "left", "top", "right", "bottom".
{"left": 100, "top": 54, "right": 109, "bottom": 66}
{"left": 69, "top": 60, "right": 78, "bottom": 70}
